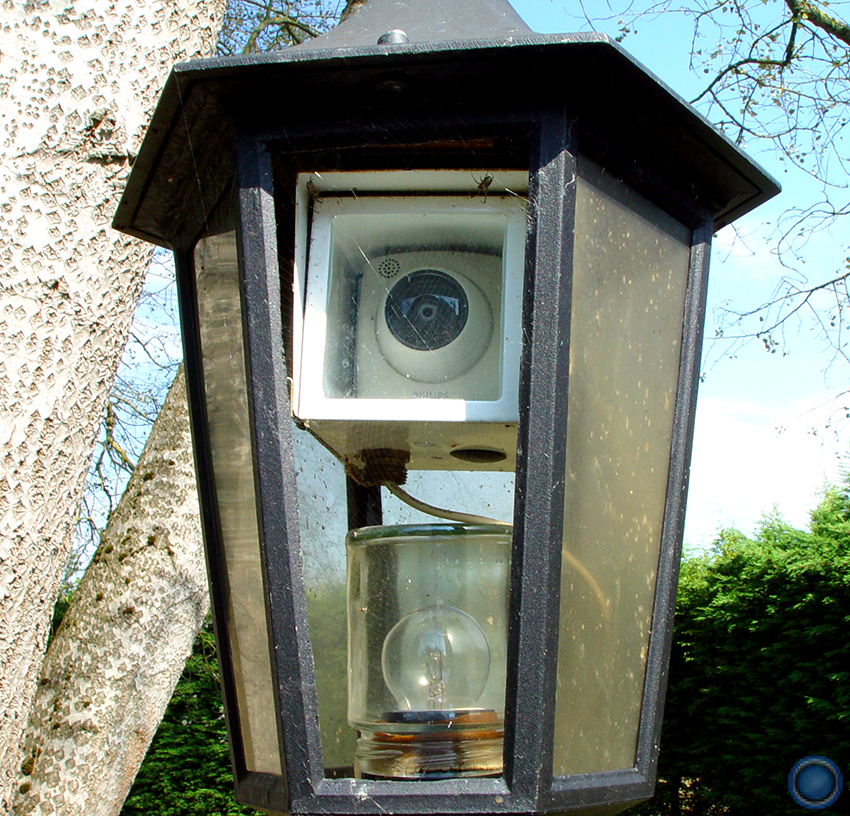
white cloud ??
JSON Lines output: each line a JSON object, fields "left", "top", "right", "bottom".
{"left": 684, "top": 393, "right": 847, "bottom": 550}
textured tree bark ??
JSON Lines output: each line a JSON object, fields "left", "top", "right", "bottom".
{"left": 0, "top": 0, "right": 224, "bottom": 808}
{"left": 13, "top": 368, "right": 208, "bottom": 816}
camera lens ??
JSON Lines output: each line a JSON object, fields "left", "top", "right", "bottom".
{"left": 384, "top": 270, "right": 469, "bottom": 351}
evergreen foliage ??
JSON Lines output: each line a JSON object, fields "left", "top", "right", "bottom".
{"left": 638, "top": 487, "right": 850, "bottom": 815}
{"left": 120, "top": 620, "right": 254, "bottom": 816}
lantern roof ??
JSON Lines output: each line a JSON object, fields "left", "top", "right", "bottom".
{"left": 293, "top": 0, "right": 532, "bottom": 48}
{"left": 113, "top": 5, "right": 779, "bottom": 249}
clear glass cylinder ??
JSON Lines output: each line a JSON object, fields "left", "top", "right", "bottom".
{"left": 346, "top": 523, "right": 511, "bottom": 779}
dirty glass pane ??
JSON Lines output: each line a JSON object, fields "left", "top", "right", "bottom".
{"left": 551, "top": 158, "right": 691, "bottom": 775}
{"left": 292, "top": 428, "right": 353, "bottom": 773}
{"left": 293, "top": 425, "right": 515, "bottom": 778}
{"left": 316, "top": 205, "right": 509, "bottom": 402}
{"left": 290, "top": 171, "right": 524, "bottom": 778}
{"left": 194, "top": 229, "right": 282, "bottom": 775}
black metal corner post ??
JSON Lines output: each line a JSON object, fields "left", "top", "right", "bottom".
{"left": 235, "top": 132, "right": 324, "bottom": 806}
{"left": 505, "top": 107, "right": 576, "bottom": 808}
{"left": 633, "top": 219, "right": 713, "bottom": 782}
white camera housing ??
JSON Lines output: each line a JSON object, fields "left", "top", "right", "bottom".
{"left": 291, "top": 170, "right": 527, "bottom": 471}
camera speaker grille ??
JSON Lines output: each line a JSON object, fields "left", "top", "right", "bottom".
{"left": 377, "top": 258, "right": 401, "bottom": 279}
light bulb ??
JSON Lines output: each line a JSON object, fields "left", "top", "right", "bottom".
{"left": 382, "top": 604, "right": 490, "bottom": 713}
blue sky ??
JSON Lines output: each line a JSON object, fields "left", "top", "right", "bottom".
{"left": 510, "top": 0, "right": 850, "bottom": 548}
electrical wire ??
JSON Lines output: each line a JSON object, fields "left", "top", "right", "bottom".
{"left": 383, "top": 482, "right": 511, "bottom": 527}
{"left": 383, "top": 482, "right": 611, "bottom": 622}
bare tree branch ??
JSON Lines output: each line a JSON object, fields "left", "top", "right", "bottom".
{"left": 243, "top": 12, "right": 319, "bottom": 52}
{"left": 785, "top": 0, "right": 850, "bottom": 47}
{"left": 341, "top": 0, "right": 369, "bottom": 23}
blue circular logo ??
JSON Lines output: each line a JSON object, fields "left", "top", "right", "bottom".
{"left": 788, "top": 756, "right": 843, "bottom": 810}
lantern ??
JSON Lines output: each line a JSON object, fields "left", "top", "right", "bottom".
{"left": 113, "top": 0, "right": 779, "bottom": 813}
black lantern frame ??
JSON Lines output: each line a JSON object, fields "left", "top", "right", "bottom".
{"left": 114, "top": 7, "right": 778, "bottom": 815}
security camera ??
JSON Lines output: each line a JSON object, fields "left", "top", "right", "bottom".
{"left": 291, "top": 170, "right": 527, "bottom": 470}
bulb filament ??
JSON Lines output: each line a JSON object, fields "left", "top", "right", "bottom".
{"left": 419, "top": 629, "right": 449, "bottom": 709}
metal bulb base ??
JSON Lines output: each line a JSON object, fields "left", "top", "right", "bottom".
{"left": 355, "top": 709, "right": 503, "bottom": 779}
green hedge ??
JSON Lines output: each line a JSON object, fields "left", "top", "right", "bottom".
{"left": 638, "top": 486, "right": 850, "bottom": 815}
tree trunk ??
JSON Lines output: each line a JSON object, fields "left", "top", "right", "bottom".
{"left": 670, "top": 774, "right": 682, "bottom": 816}
{"left": 0, "top": 0, "right": 224, "bottom": 808}
{"left": 13, "top": 368, "right": 208, "bottom": 816}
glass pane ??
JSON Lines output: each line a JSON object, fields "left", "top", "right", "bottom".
{"left": 292, "top": 427, "right": 354, "bottom": 773}
{"left": 318, "top": 207, "right": 508, "bottom": 402}
{"left": 288, "top": 171, "right": 524, "bottom": 779}
{"left": 292, "top": 426, "right": 516, "bottom": 779}
{"left": 194, "top": 229, "right": 282, "bottom": 775}
{"left": 552, "top": 158, "right": 692, "bottom": 775}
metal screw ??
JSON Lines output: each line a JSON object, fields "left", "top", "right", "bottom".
{"left": 377, "top": 29, "right": 409, "bottom": 45}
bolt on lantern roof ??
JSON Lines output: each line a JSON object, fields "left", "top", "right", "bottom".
{"left": 114, "top": 1, "right": 778, "bottom": 814}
